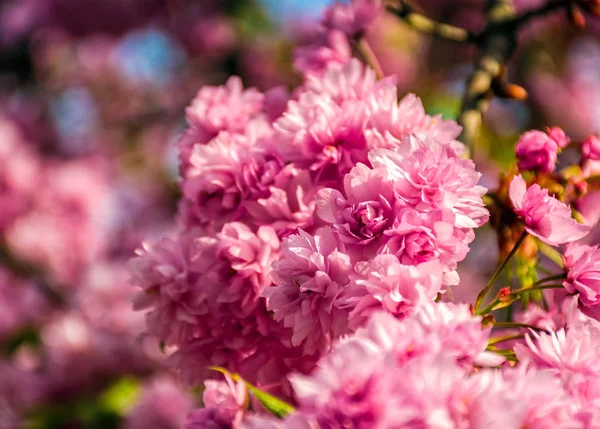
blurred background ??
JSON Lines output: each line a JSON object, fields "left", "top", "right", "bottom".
{"left": 0, "top": 0, "right": 598, "bottom": 427}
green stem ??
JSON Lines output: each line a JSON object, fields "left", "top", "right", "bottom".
{"left": 489, "top": 231, "right": 529, "bottom": 288}
{"left": 537, "top": 240, "right": 565, "bottom": 268}
{"left": 492, "top": 322, "right": 548, "bottom": 331}
{"left": 528, "top": 273, "right": 566, "bottom": 288}
{"left": 477, "top": 284, "right": 564, "bottom": 315}
{"left": 488, "top": 333, "right": 524, "bottom": 345}
{"left": 474, "top": 230, "right": 528, "bottom": 313}
{"left": 355, "top": 38, "right": 384, "bottom": 79}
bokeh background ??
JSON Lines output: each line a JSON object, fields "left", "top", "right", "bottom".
{"left": 0, "top": 0, "right": 598, "bottom": 427}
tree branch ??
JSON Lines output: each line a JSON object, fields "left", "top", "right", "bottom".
{"left": 458, "top": 0, "right": 517, "bottom": 151}
{"left": 510, "top": 0, "right": 569, "bottom": 28}
{"left": 386, "top": 0, "right": 572, "bottom": 152}
{"left": 386, "top": 4, "right": 477, "bottom": 44}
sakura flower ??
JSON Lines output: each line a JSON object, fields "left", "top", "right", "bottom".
{"left": 563, "top": 243, "right": 600, "bottom": 308}
{"left": 381, "top": 208, "right": 473, "bottom": 280}
{"left": 125, "top": 376, "right": 194, "bottom": 429}
{"left": 412, "top": 301, "right": 506, "bottom": 367}
{"left": 181, "top": 134, "right": 245, "bottom": 228}
{"left": 582, "top": 134, "right": 600, "bottom": 161}
{"left": 289, "top": 337, "right": 472, "bottom": 429}
{"left": 499, "top": 365, "right": 577, "bottom": 428}
{"left": 243, "top": 164, "right": 316, "bottom": 236}
{"left": 369, "top": 144, "right": 489, "bottom": 228}
{"left": 340, "top": 254, "right": 443, "bottom": 328}
{"left": 293, "top": 29, "right": 352, "bottom": 78}
{"left": 288, "top": 337, "right": 402, "bottom": 428}
{"left": 304, "top": 58, "right": 394, "bottom": 105}
{"left": 353, "top": 305, "right": 503, "bottom": 368}
{"left": 366, "top": 92, "right": 463, "bottom": 151}
{"left": 509, "top": 174, "right": 590, "bottom": 245}
{"left": 182, "top": 76, "right": 264, "bottom": 146}
{"left": 316, "top": 162, "right": 394, "bottom": 249}
{"left": 185, "top": 375, "right": 248, "bottom": 429}
{"left": 216, "top": 222, "right": 280, "bottom": 315}
{"left": 514, "top": 323, "right": 600, "bottom": 376}
{"left": 515, "top": 129, "right": 560, "bottom": 173}
{"left": 275, "top": 92, "right": 369, "bottom": 182}
{"left": 547, "top": 126, "right": 571, "bottom": 149}
{"left": 0, "top": 119, "right": 39, "bottom": 230}
{"left": 322, "top": 0, "right": 383, "bottom": 38}
{"left": 237, "top": 148, "right": 285, "bottom": 200}
{"left": 129, "top": 232, "right": 224, "bottom": 345}
{"left": 265, "top": 227, "right": 352, "bottom": 354}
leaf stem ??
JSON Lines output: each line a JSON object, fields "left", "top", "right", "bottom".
{"left": 356, "top": 38, "right": 385, "bottom": 79}
{"left": 474, "top": 230, "right": 528, "bottom": 313}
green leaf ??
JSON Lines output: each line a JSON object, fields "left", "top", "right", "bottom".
{"left": 98, "top": 377, "right": 141, "bottom": 415}
{"left": 474, "top": 283, "right": 492, "bottom": 313}
{"left": 209, "top": 367, "right": 295, "bottom": 418}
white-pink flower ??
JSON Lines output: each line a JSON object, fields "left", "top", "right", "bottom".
{"left": 369, "top": 143, "right": 489, "bottom": 229}
{"left": 265, "top": 227, "right": 352, "bottom": 354}
{"left": 340, "top": 254, "right": 443, "bottom": 328}
{"left": 322, "top": 0, "right": 383, "bottom": 38}
{"left": 316, "top": 162, "right": 395, "bottom": 249}
{"left": 509, "top": 174, "right": 590, "bottom": 246}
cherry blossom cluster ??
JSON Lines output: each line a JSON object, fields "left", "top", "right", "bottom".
{"left": 127, "top": 0, "right": 600, "bottom": 427}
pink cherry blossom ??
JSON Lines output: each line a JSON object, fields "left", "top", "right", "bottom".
{"left": 514, "top": 323, "right": 600, "bottom": 376}
{"left": 547, "top": 126, "right": 571, "bottom": 149}
{"left": 129, "top": 231, "right": 223, "bottom": 345}
{"left": 563, "top": 243, "right": 600, "bottom": 307}
{"left": 243, "top": 164, "right": 316, "bottom": 236}
{"left": 125, "top": 376, "right": 194, "bottom": 429}
{"left": 303, "top": 58, "right": 394, "bottom": 105}
{"left": 381, "top": 208, "right": 473, "bottom": 279}
{"left": 369, "top": 144, "right": 489, "bottom": 228}
{"left": 509, "top": 174, "right": 590, "bottom": 245}
{"left": 185, "top": 375, "right": 248, "bottom": 429}
{"left": 322, "top": 0, "right": 383, "bottom": 38}
{"left": 275, "top": 91, "right": 369, "bottom": 182}
{"left": 515, "top": 129, "right": 560, "bottom": 173}
{"left": 339, "top": 255, "right": 443, "bottom": 328}
{"left": 216, "top": 222, "right": 280, "bottom": 315}
{"left": 366, "top": 92, "right": 463, "bottom": 151}
{"left": 499, "top": 365, "right": 577, "bottom": 428}
{"left": 265, "top": 227, "right": 352, "bottom": 354}
{"left": 316, "top": 162, "right": 394, "bottom": 249}
{"left": 412, "top": 301, "right": 505, "bottom": 367}
{"left": 582, "top": 134, "right": 600, "bottom": 161}
{"left": 181, "top": 134, "right": 246, "bottom": 228}
{"left": 293, "top": 30, "right": 352, "bottom": 78}
{"left": 182, "top": 76, "right": 264, "bottom": 146}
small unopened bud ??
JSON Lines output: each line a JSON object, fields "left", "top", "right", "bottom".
{"left": 574, "top": 179, "right": 589, "bottom": 196}
{"left": 498, "top": 287, "right": 512, "bottom": 301}
{"left": 481, "top": 314, "right": 495, "bottom": 328}
{"left": 569, "top": 3, "right": 587, "bottom": 27}
{"left": 491, "top": 78, "right": 528, "bottom": 101}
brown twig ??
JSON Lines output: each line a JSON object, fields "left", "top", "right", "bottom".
{"left": 386, "top": 3, "right": 478, "bottom": 44}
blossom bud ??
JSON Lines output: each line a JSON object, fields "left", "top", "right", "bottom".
{"left": 582, "top": 134, "right": 600, "bottom": 161}
{"left": 515, "top": 130, "right": 559, "bottom": 173}
{"left": 491, "top": 78, "right": 528, "bottom": 101}
{"left": 568, "top": 3, "right": 587, "bottom": 28}
{"left": 546, "top": 127, "right": 570, "bottom": 149}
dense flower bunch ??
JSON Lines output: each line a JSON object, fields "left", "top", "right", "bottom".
{"left": 127, "top": 0, "right": 600, "bottom": 427}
